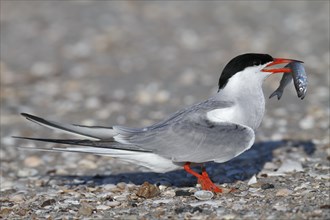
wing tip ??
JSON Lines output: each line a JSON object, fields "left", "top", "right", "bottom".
{"left": 21, "top": 112, "right": 41, "bottom": 121}
{"left": 21, "top": 112, "right": 31, "bottom": 117}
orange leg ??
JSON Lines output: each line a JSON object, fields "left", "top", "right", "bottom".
{"left": 184, "top": 162, "right": 223, "bottom": 193}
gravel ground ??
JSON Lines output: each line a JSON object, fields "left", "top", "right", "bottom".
{"left": 1, "top": 1, "right": 329, "bottom": 219}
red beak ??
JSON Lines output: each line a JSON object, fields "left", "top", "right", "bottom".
{"left": 262, "top": 58, "right": 303, "bottom": 74}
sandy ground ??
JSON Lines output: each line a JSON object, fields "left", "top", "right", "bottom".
{"left": 1, "top": 1, "right": 329, "bottom": 219}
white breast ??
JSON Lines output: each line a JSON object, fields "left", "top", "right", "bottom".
{"left": 206, "top": 105, "right": 245, "bottom": 125}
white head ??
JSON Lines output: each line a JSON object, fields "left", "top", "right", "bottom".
{"left": 217, "top": 53, "right": 298, "bottom": 101}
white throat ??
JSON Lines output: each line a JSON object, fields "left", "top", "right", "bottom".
{"left": 217, "top": 65, "right": 270, "bottom": 101}
{"left": 208, "top": 65, "right": 272, "bottom": 129}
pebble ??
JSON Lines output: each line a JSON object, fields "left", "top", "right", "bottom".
{"left": 152, "top": 199, "right": 173, "bottom": 205}
{"left": 106, "top": 201, "right": 121, "bottom": 207}
{"left": 30, "top": 62, "right": 56, "bottom": 77}
{"left": 0, "top": 180, "right": 14, "bottom": 191}
{"left": 247, "top": 175, "right": 257, "bottom": 185}
{"left": 276, "top": 188, "right": 293, "bottom": 197}
{"left": 189, "top": 200, "right": 221, "bottom": 207}
{"left": 261, "top": 183, "right": 275, "bottom": 190}
{"left": 299, "top": 115, "right": 315, "bottom": 130}
{"left": 78, "top": 159, "right": 97, "bottom": 169}
{"left": 277, "top": 159, "right": 304, "bottom": 173}
{"left": 273, "top": 203, "right": 287, "bottom": 211}
{"left": 78, "top": 202, "right": 95, "bottom": 217}
{"left": 136, "top": 182, "right": 160, "bottom": 199}
{"left": 155, "top": 90, "right": 170, "bottom": 103}
{"left": 41, "top": 199, "right": 56, "bottom": 207}
{"left": 0, "top": 207, "right": 12, "bottom": 216}
{"left": 194, "top": 190, "right": 214, "bottom": 200}
{"left": 162, "top": 189, "right": 176, "bottom": 197}
{"left": 9, "top": 194, "right": 25, "bottom": 203}
{"left": 308, "top": 171, "right": 330, "bottom": 180}
{"left": 116, "top": 182, "right": 127, "bottom": 190}
{"left": 232, "top": 203, "right": 244, "bottom": 211}
{"left": 294, "top": 182, "right": 310, "bottom": 191}
{"left": 17, "top": 168, "right": 38, "bottom": 177}
{"left": 263, "top": 162, "right": 278, "bottom": 170}
{"left": 103, "top": 184, "right": 117, "bottom": 191}
{"left": 222, "top": 214, "right": 237, "bottom": 220}
{"left": 158, "top": 185, "right": 168, "bottom": 192}
{"left": 113, "top": 195, "right": 128, "bottom": 202}
{"left": 96, "top": 205, "right": 110, "bottom": 210}
{"left": 63, "top": 199, "right": 80, "bottom": 205}
{"left": 23, "top": 156, "right": 43, "bottom": 167}
{"left": 175, "top": 190, "right": 193, "bottom": 197}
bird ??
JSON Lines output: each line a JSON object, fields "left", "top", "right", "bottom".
{"left": 15, "top": 53, "right": 300, "bottom": 193}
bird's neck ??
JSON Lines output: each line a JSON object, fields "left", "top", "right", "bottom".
{"left": 216, "top": 68, "right": 266, "bottom": 101}
{"left": 213, "top": 70, "right": 268, "bottom": 129}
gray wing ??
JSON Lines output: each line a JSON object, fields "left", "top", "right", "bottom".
{"left": 114, "top": 100, "right": 255, "bottom": 163}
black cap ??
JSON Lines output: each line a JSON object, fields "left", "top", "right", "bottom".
{"left": 218, "top": 53, "right": 273, "bottom": 90}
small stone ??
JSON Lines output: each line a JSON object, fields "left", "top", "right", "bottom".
{"left": 232, "top": 203, "right": 243, "bottom": 210}
{"left": 30, "top": 62, "right": 56, "bottom": 77}
{"left": 0, "top": 207, "right": 12, "bottom": 215}
{"left": 152, "top": 199, "right": 173, "bottom": 205}
{"left": 158, "top": 185, "right": 168, "bottom": 192}
{"left": 175, "top": 190, "right": 192, "bottom": 197}
{"left": 16, "top": 208, "right": 28, "bottom": 216}
{"left": 162, "top": 189, "right": 176, "bottom": 197}
{"left": 222, "top": 214, "right": 237, "bottom": 220}
{"left": 96, "top": 205, "right": 110, "bottom": 210}
{"left": 320, "top": 204, "right": 330, "bottom": 209}
{"left": 299, "top": 115, "right": 315, "bottom": 130}
{"left": 273, "top": 203, "right": 287, "bottom": 211}
{"left": 106, "top": 201, "right": 121, "bottom": 207}
{"left": 23, "top": 156, "right": 43, "bottom": 167}
{"left": 136, "top": 182, "right": 160, "bottom": 199}
{"left": 135, "top": 90, "right": 153, "bottom": 105}
{"left": 41, "top": 199, "right": 56, "bottom": 207}
{"left": 9, "top": 194, "right": 25, "bottom": 203}
{"left": 277, "top": 159, "right": 304, "bottom": 173}
{"left": 98, "top": 192, "right": 114, "bottom": 201}
{"left": 103, "top": 184, "right": 117, "bottom": 191}
{"left": 190, "top": 200, "right": 221, "bottom": 207}
{"left": 249, "top": 182, "right": 263, "bottom": 188}
{"left": 78, "top": 159, "right": 97, "bottom": 169}
{"left": 247, "top": 175, "right": 257, "bottom": 185}
{"left": 261, "top": 183, "right": 275, "bottom": 190}
{"left": 116, "top": 182, "right": 127, "bottom": 190}
{"left": 78, "top": 202, "right": 95, "bottom": 217}
{"left": 64, "top": 199, "right": 80, "bottom": 205}
{"left": 155, "top": 90, "right": 170, "bottom": 103}
{"left": 194, "top": 190, "right": 214, "bottom": 200}
{"left": 263, "top": 162, "right": 277, "bottom": 170}
{"left": 17, "top": 168, "right": 38, "bottom": 177}
{"left": 113, "top": 194, "right": 128, "bottom": 202}
{"left": 276, "top": 188, "right": 293, "bottom": 197}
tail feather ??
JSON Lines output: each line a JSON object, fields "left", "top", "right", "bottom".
{"left": 21, "top": 113, "right": 117, "bottom": 140}
{"left": 16, "top": 114, "right": 179, "bottom": 172}
{"left": 13, "top": 136, "right": 151, "bottom": 152}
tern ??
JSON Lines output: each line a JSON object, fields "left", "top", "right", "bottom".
{"left": 16, "top": 53, "right": 300, "bottom": 193}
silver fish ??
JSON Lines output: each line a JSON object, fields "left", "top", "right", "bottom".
{"left": 289, "top": 62, "right": 308, "bottom": 99}
{"left": 269, "top": 62, "right": 307, "bottom": 100}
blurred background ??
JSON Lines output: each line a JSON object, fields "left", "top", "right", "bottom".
{"left": 1, "top": 1, "right": 329, "bottom": 176}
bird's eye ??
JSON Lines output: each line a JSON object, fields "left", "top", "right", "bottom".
{"left": 253, "top": 60, "right": 260, "bottom": 66}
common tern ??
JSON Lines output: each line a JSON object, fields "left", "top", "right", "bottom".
{"left": 16, "top": 53, "right": 303, "bottom": 193}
